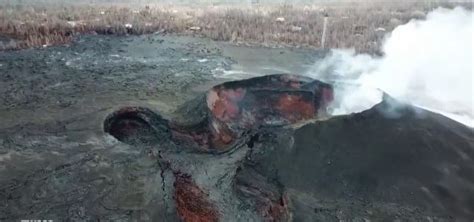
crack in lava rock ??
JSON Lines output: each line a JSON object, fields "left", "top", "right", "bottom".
{"left": 173, "top": 172, "right": 220, "bottom": 222}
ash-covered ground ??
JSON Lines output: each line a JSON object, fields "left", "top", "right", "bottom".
{"left": 0, "top": 34, "right": 473, "bottom": 222}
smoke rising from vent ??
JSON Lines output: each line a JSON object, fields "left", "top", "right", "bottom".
{"left": 307, "top": 7, "right": 473, "bottom": 127}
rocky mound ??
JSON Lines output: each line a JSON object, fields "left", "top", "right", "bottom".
{"left": 103, "top": 75, "right": 474, "bottom": 221}
{"left": 238, "top": 95, "right": 474, "bottom": 221}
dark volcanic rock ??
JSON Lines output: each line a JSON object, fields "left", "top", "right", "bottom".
{"left": 1, "top": 39, "right": 473, "bottom": 222}
{"left": 102, "top": 77, "right": 474, "bottom": 221}
{"left": 240, "top": 95, "right": 474, "bottom": 221}
{"left": 1, "top": 35, "right": 335, "bottom": 222}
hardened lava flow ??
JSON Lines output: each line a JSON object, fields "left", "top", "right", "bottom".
{"left": 103, "top": 74, "right": 334, "bottom": 222}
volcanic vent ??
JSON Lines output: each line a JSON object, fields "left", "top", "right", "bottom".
{"left": 104, "top": 74, "right": 334, "bottom": 153}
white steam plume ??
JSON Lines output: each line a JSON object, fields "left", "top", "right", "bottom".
{"left": 307, "top": 7, "right": 473, "bottom": 127}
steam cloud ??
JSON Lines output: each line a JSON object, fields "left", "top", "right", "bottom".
{"left": 307, "top": 7, "right": 473, "bottom": 127}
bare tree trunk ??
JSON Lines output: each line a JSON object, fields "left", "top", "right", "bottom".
{"left": 321, "top": 16, "right": 328, "bottom": 48}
